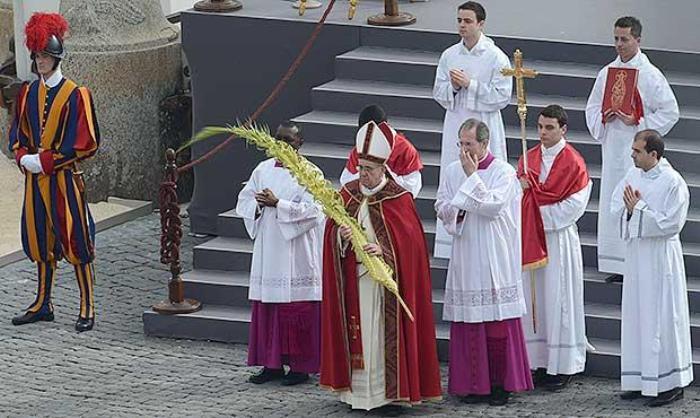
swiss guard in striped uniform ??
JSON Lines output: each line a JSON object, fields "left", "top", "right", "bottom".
{"left": 8, "top": 12, "right": 100, "bottom": 332}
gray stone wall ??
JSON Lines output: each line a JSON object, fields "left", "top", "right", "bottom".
{"left": 0, "top": 1, "right": 12, "bottom": 158}
{"left": 0, "top": 1, "right": 11, "bottom": 64}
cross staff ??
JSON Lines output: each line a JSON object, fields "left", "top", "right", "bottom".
{"left": 501, "top": 49, "right": 540, "bottom": 332}
{"left": 501, "top": 49, "right": 538, "bottom": 172}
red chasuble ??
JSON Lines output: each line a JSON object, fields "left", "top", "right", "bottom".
{"left": 320, "top": 178, "right": 442, "bottom": 403}
{"left": 517, "top": 143, "right": 589, "bottom": 269}
{"left": 602, "top": 67, "right": 644, "bottom": 124}
{"left": 345, "top": 132, "right": 423, "bottom": 176}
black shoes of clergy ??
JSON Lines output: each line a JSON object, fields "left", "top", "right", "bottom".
{"left": 488, "top": 387, "right": 511, "bottom": 406}
{"left": 460, "top": 387, "right": 511, "bottom": 406}
{"left": 12, "top": 310, "right": 54, "bottom": 325}
{"left": 605, "top": 274, "right": 624, "bottom": 283}
{"left": 620, "top": 387, "right": 684, "bottom": 407}
{"left": 532, "top": 368, "right": 574, "bottom": 391}
{"left": 281, "top": 372, "right": 310, "bottom": 386}
{"left": 248, "top": 368, "right": 309, "bottom": 386}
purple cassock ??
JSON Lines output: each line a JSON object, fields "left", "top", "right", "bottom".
{"left": 449, "top": 319, "right": 534, "bottom": 395}
{"left": 247, "top": 301, "right": 321, "bottom": 373}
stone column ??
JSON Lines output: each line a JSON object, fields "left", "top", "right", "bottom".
{"left": 60, "top": 0, "right": 182, "bottom": 202}
{"left": 0, "top": 1, "right": 12, "bottom": 64}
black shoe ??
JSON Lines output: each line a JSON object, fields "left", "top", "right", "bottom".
{"left": 374, "top": 405, "right": 403, "bottom": 417}
{"left": 620, "top": 390, "right": 643, "bottom": 400}
{"left": 460, "top": 394, "right": 490, "bottom": 404}
{"left": 647, "top": 388, "right": 684, "bottom": 407}
{"left": 544, "top": 374, "right": 574, "bottom": 391}
{"left": 532, "top": 368, "right": 548, "bottom": 386}
{"left": 12, "top": 310, "right": 54, "bottom": 326}
{"left": 75, "top": 317, "right": 94, "bottom": 333}
{"left": 489, "top": 387, "right": 511, "bottom": 406}
{"left": 248, "top": 367, "right": 284, "bottom": 384}
{"left": 605, "top": 274, "right": 624, "bottom": 283}
{"left": 281, "top": 372, "right": 309, "bottom": 386}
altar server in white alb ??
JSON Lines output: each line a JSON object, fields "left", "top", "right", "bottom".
{"left": 432, "top": 1, "right": 512, "bottom": 258}
{"left": 611, "top": 130, "right": 692, "bottom": 407}
{"left": 518, "top": 105, "right": 592, "bottom": 391}
{"left": 585, "top": 16, "right": 679, "bottom": 281}
{"left": 235, "top": 121, "right": 325, "bottom": 387}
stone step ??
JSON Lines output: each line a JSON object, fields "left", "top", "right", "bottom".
{"left": 193, "top": 236, "right": 253, "bottom": 272}
{"left": 579, "top": 231, "right": 700, "bottom": 274}
{"left": 584, "top": 337, "right": 700, "bottom": 379}
{"left": 310, "top": 79, "right": 700, "bottom": 139}
{"left": 210, "top": 208, "right": 700, "bottom": 277}
{"left": 142, "top": 302, "right": 700, "bottom": 379}
{"left": 142, "top": 304, "right": 251, "bottom": 344}
{"left": 583, "top": 271, "right": 700, "bottom": 313}
{"left": 358, "top": 26, "right": 700, "bottom": 75}
{"left": 222, "top": 139, "right": 700, "bottom": 243}
{"left": 336, "top": 46, "right": 700, "bottom": 107}
{"left": 183, "top": 269, "right": 251, "bottom": 307}
{"left": 585, "top": 303, "right": 700, "bottom": 345}
{"left": 191, "top": 229, "right": 700, "bottom": 314}
{"left": 293, "top": 110, "right": 700, "bottom": 175}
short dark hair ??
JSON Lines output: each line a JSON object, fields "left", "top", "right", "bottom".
{"left": 277, "top": 120, "right": 301, "bottom": 137}
{"left": 459, "top": 118, "right": 490, "bottom": 143}
{"left": 634, "top": 129, "right": 664, "bottom": 159}
{"left": 539, "top": 105, "right": 568, "bottom": 128}
{"left": 358, "top": 104, "right": 387, "bottom": 127}
{"left": 615, "top": 16, "right": 642, "bottom": 38}
{"left": 458, "top": 1, "right": 486, "bottom": 22}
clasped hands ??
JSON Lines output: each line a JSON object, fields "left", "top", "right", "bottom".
{"left": 338, "top": 225, "right": 383, "bottom": 256}
{"left": 449, "top": 68, "right": 471, "bottom": 91}
{"left": 623, "top": 184, "right": 641, "bottom": 214}
{"left": 604, "top": 108, "right": 637, "bottom": 126}
{"left": 255, "top": 188, "right": 279, "bottom": 208}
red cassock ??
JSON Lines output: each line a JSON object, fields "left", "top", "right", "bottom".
{"left": 517, "top": 143, "right": 590, "bottom": 269}
{"left": 344, "top": 132, "right": 424, "bottom": 176}
{"left": 320, "top": 178, "right": 442, "bottom": 403}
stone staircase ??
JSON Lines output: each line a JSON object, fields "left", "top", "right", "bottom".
{"left": 144, "top": 29, "right": 700, "bottom": 378}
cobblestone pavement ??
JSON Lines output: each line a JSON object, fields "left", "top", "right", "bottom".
{"left": 0, "top": 212, "right": 698, "bottom": 417}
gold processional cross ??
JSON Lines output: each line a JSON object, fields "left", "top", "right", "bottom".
{"left": 501, "top": 49, "right": 541, "bottom": 333}
{"left": 501, "top": 49, "right": 538, "bottom": 171}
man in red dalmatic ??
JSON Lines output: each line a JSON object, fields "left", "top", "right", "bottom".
{"left": 320, "top": 121, "right": 441, "bottom": 413}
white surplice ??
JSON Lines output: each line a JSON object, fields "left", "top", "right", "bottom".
{"left": 339, "top": 177, "right": 390, "bottom": 410}
{"left": 235, "top": 158, "right": 324, "bottom": 303}
{"left": 585, "top": 51, "right": 679, "bottom": 274}
{"left": 433, "top": 34, "right": 512, "bottom": 259}
{"left": 520, "top": 140, "right": 592, "bottom": 375}
{"left": 611, "top": 158, "right": 693, "bottom": 396}
{"left": 435, "top": 158, "right": 526, "bottom": 323}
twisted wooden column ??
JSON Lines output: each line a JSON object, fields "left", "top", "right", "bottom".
{"left": 152, "top": 149, "right": 202, "bottom": 314}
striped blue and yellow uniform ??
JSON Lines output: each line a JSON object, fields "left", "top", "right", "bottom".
{"left": 8, "top": 76, "right": 100, "bottom": 320}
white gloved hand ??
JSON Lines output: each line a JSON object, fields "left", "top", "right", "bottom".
{"left": 20, "top": 154, "right": 43, "bottom": 174}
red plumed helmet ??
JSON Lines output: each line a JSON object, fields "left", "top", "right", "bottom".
{"left": 25, "top": 12, "right": 69, "bottom": 56}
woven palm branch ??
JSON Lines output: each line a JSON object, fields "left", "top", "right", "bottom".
{"left": 186, "top": 124, "right": 414, "bottom": 321}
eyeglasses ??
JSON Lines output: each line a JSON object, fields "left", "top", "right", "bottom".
{"left": 455, "top": 141, "right": 470, "bottom": 149}
{"left": 357, "top": 165, "right": 383, "bottom": 172}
